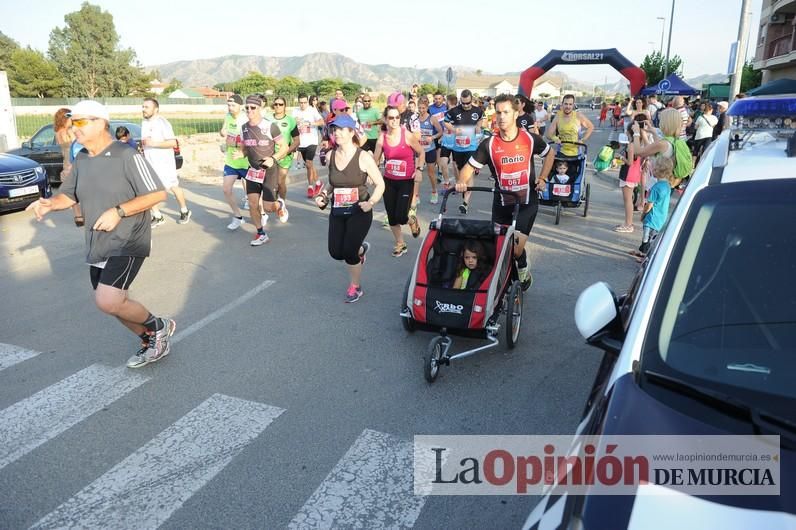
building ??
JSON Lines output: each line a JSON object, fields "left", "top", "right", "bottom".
{"left": 167, "top": 88, "right": 205, "bottom": 99}
{"left": 754, "top": 0, "right": 796, "bottom": 83}
{"left": 149, "top": 79, "right": 168, "bottom": 95}
{"left": 530, "top": 80, "right": 562, "bottom": 99}
{"left": 454, "top": 74, "right": 517, "bottom": 98}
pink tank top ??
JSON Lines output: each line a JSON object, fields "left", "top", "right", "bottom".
{"left": 382, "top": 128, "right": 415, "bottom": 180}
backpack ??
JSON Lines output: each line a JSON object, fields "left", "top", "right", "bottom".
{"left": 665, "top": 136, "right": 694, "bottom": 179}
{"left": 598, "top": 145, "right": 614, "bottom": 162}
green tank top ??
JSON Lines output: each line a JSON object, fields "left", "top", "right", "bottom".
{"left": 223, "top": 113, "right": 250, "bottom": 170}
{"left": 273, "top": 115, "right": 297, "bottom": 168}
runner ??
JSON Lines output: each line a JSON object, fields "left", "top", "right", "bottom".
{"left": 240, "top": 94, "right": 289, "bottom": 246}
{"left": 141, "top": 98, "right": 191, "bottom": 226}
{"left": 534, "top": 100, "right": 549, "bottom": 137}
{"left": 428, "top": 92, "right": 448, "bottom": 182}
{"left": 546, "top": 94, "right": 594, "bottom": 157}
{"left": 455, "top": 94, "right": 556, "bottom": 288}
{"left": 442, "top": 89, "right": 483, "bottom": 214}
{"left": 292, "top": 93, "right": 325, "bottom": 198}
{"left": 437, "top": 93, "right": 458, "bottom": 192}
{"left": 25, "top": 100, "right": 175, "bottom": 368}
{"left": 417, "top": 96, "right": 443, "bottom": 204}
{"left": 356, "top": 94, "right": 381, "bottom": 153}
{"left": 515, "top": 94, "right": 538, "bottom": 134}
{"left": 219, "top": 94, "right": 250, "bottom": 230}
{"left": 271, "top": 96, "right": 298, "bottom": 223}
{"left": 373, "top": 105, "right": 425, "bottom": 256}
{"left": 315, "top": 114, "right": 385, "bottom": 303}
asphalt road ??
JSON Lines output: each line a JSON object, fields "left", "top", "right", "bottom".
{"left": 0, "top": 115, "right": 641, "bottom": 529}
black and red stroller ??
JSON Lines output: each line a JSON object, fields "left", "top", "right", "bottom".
{"left": 400, "top": 187, "right": 525, "bottom": 382}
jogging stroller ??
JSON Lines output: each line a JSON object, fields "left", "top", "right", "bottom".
{"left": 400, "top": 187, "right": 525, "bottom": 383}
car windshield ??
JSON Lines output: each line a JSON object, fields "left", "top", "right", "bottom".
{"left": 110, "top": 122, "right": 141, "bottom": 139}
{"left": 642, "top": 180, "right": 796, "bottom": 402}
{"left": 31, "top": 126, "right": 55, "bottom": 147}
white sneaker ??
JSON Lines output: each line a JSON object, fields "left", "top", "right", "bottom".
{"left": 277, "top": 198, "right": 289, "bottom": 223}
{"left": 250, "top": 232, "right": 270, "bottom": 246}
{"left": 227, "top": 216, "right": 244, "bottom": 230}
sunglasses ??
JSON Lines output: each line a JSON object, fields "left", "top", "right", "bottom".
{"left": 363, "top": 100, "right": 371, "bottom": 103}
{"left": 245, "top": 106, "right": 259, "bottom": 110}
{"left": 387, "top": 116, "right": 401, "bottom": 121}
{"left": 273, "top": 102, "right": 285, "bottom": 107}
{"left": 70, "top": 117, "right": 100, "bottom": 127}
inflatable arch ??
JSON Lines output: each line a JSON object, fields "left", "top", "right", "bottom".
{"left": 518, "top": 49, "right": 647, "bottom": 97}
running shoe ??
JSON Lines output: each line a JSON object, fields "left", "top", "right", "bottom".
{"left": 430, "top": 192, "right": 439, "bottom": 204}
{"left": 345, "top": 284, "right": 363, "bottom": 303}
{"left": 227, "top": 216, "right": 244, "bottom": 230}
{"left": 458, "top": 202, "right": 468, "bottom": 215}
{"left": 382, "top": 216, "right": 390, "bottom": 228}
{"left": 307, "top": 186, "right": 315, "bottom": 199}
{"left": 251, "top": 232, "right": 270, "bottom": 246}
{"left": 313, "top": 181, "right": 324, "bottom": 197}
{"left": 150, "top": 215, "right": 166, "bottom": 228}
{"left": 277, "top": 198, "right": 289, "bottom": 223}
{"left": 359, "top": 241, "right": 370, "bottom": 265}
{"left": 177, "top": 210, "right": 192, "bottom": 225}
{"left": 408, "top": 211, "right": 421, "bottom": 238}
{"left": 392, "top": 241, "right": 408, "bottom": 257}
{"left": 126, "top": 318, "right": 176, "bottom": 368}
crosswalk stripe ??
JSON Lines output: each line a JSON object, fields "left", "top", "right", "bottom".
{"left": 31, "top": 393, "right": 285, "bottom": 530}
{"left": 0, "top": 364, "right": 150, "bottom": 471}
{"left": 289, "top": 429, "right": 426, "bottom": 529}
{"left": 0, "top": 343, "right": 40, "bottom": 371}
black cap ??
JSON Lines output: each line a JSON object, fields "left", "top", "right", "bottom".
{"left": 228, "top": 94, "right": 243, "bottom": 105}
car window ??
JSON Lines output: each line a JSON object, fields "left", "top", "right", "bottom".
{"left": 31, "top": 125, "right": 56, "bottom": 148}
{"left": 110, "top": 122, "right": 141, "bottom": 139}
{"left": 643, "top": 180, "right": 796, "bottom": 400}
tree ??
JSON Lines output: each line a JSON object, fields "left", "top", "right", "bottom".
{"left": 229, "top": 72, "right": 277, "bottom": 96}
{"left": 740, "top": 61, "right": 762, "bottom": 93}
{"left": 639, "top": 51, "right": 684, "bottom": 86}
{"left": 47, "top": 2, "right": 148, "bottom": 97}
{"left": 0, "top": 31, "right": 19, "bottom": 72}
{"left": 275, "top": 76, "right": 303, "bottom": 99}
{"left": 8, "top": 48, "right": 64, "bottom": 97}
{"left": 164, "top": 77, "right": 182, "bottom": 94}
{"left": 419, "top": 83, "right": 437, "bottom": 96}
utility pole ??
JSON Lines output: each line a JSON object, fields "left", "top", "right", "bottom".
{"left": 663, "top": 0, "right": 676, "bottom": 80}
{"left": 657, "top": 17, "right": 666, "bottom": 55}
{"left": 729, "top": 0, "right": 752, "bottom": 100}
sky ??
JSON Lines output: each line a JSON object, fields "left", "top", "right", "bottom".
{"left": 0, "top": 0, "right": 761, "bottom": 86}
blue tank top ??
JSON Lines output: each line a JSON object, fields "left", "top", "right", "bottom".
{"left": 419, "top": 115, "right": 436, "bottom": 152}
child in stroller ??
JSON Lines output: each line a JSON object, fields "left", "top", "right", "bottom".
{"left": 452, "top": 240, "right": 490, "bottom": 290}
{"left": 552, "top": 160, "right": 570, "bottom": 184}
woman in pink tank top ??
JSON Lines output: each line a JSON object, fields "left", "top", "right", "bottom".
{"left": 373, "top": 106, "right": 424, "bottom": 257}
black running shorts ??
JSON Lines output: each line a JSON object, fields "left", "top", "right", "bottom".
{"left": 90, "top": 256, "right": 145, "bottom": 290}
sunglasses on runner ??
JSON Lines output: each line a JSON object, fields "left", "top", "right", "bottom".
{"left": 273, "top": 102, "right": 285, "bottom": 107}
{"left": 386, "top": 115, "right": 401, "bottom": 121}
{"left": 70, "top": 117, "right": 101, "bottom": 127}
{"left": 245, "top": 106, "right": 259, "bottom": 111}
{"left": 363, "top": 100, "right": 371, "bottom": 103}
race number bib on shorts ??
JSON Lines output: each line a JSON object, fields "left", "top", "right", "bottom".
{"left": 553, "top": 184, "right": 571, "bottom": 196}
{"left": 499, "top": 170, "right": 529, "bottom": 192}
{"left": 455, "top": 135, "right": 471, "bottom": 148}
{"left": 385, "top": 159, "right": 408, "bottom": 177}
{"left": 333, "top": 187, "right": 359, "bottom": 208}
{"left": 245, "top": 168, "right": 266, "bottom": 183}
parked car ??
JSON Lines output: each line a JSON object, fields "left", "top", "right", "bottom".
{"left": 0, "top": 153, "right": 51, "bottom": 213}
{"left": 7, "top": 121, "right": 184, "bottom": 186}
{"left": 524, "top": 95, "right": 796, "bottom": 529}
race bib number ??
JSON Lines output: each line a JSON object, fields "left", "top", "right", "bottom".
{"left": 333, "top": 187, "right": 359, "bottom": 208}
{"left": 385, "top": 159, "right": 408, "bottom": 177}
{"left": 245, "top": 168, "right": 265, "bottom": 184}
{"left": 499, "top": 170, "right": 529, "bottom": 192}
{"left": 299, "top": 122, "right": 312, "bottom": 134}
{"left": 362, "top": 122, "right": 372, "bottom": 131}
{"left": 552, "top": 184, "right": 571, "bottom": 196}
{"left": 455, "top": 135, "right": 471, "bottom": 148}
{"left": 226, "top": 134, "right": 240, "bottom": 147}
{"left": 420, "top": 136, "right": 432, "bottom": 147}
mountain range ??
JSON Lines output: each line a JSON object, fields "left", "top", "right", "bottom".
{"left": 150, "top": 52, "right": 727, "bottom": 93}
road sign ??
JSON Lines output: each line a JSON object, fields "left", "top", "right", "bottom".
{"left": 727, "top": 41, "right": 739, "bottom": 75}
{"left": 446, "top": 67, "right": 453, "bottom": 84}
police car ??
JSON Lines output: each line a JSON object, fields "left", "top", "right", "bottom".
{"left": 523, "top": 95, "right": 796, "bottom": 529}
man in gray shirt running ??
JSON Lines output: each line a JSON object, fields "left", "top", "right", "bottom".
{"left": 26, "top": 100, "right": 175, "bottom": 369}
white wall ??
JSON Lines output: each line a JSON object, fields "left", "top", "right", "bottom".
{"left": 0, "top": 71, "right": 19, "bottom": 151}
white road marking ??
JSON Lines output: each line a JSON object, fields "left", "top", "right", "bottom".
{"left": 289, "top": 429, "right": 427, "bottom": 529}
{"left": 171, "top": 279, "right": 274, "bottom": 344}
{"left": 0, "top": 342, "right": 40, "bottom": 371}
{"left": 0, "top": 364, "right": 150, "bottom": 470}
{"left": 31, "top": 393, "right": 284, "bottom": 530}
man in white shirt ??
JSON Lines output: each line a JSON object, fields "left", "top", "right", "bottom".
{"left": 142, "top": 98, "right": 191, "bottom": 226}
{"left": 292, "top": 93, "right": 325, "bottom": 198}
{"left": 534, "top": 101, "right": 549, "bottom": 137}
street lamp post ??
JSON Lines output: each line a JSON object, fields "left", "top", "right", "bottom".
{"left": 656, "top": 16, "right": 666, "bottom": 55}
{"left": 663, "top": 0, "right": 676, "bottom": 80}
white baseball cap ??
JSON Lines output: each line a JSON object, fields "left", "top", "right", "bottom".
{"left": 67, "top": 100, "right": 110, "bottom": 121}
{"left": 618, "top": 133, "right": 629, "bottom": 144}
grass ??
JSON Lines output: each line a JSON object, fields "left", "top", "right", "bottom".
{"left": 15, "top": 115, "right": 225, "bottom": 138}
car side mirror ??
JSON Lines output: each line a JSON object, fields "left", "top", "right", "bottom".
{"left": 22, "top": 140, "right": 31, "bottom": 149}
{"left": 574, "top": 282, "right": 623, "bottom": 355}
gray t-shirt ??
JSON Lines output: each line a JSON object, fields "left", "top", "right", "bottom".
{"left": 60, "top": 141, "right": 165, "bottom": 264}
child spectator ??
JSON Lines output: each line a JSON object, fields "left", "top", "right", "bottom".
{"left": 630, "top": 156, "right": 676, "bottom": 262}
{"left": 115, "top": 126, "right": 137, "bottom": 149}
{"left": 452, "top": 240, "right": 489, "bottom": 290}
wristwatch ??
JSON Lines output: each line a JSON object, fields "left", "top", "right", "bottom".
{"left": 116, "top": 205, "right": 126, "bottom": 218}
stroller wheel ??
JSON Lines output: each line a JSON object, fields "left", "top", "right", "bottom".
{"left": 505, "top": 281, "right": 523, "bottom": 348}
{"left": 424, "top": 336, "right": 445, "bottom": 383}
